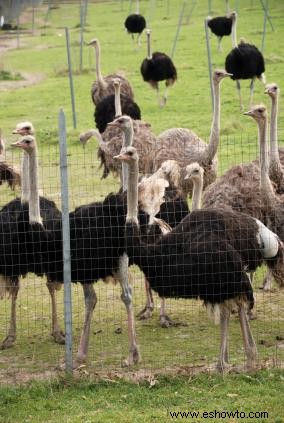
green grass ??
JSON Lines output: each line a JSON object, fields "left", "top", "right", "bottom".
{"left": 0, "top": 70, "right": 23, "bottom": 81}
{"left": 0, "top": 370, "right": 283, "bottom": 422}
{"left": 0, "top": 0, "right": 283, "bottom": 406}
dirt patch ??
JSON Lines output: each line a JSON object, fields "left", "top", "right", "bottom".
{"left": 0, "top": 71, "right": 45, "bottom": 90}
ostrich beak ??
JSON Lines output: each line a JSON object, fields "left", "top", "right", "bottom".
{"left": 113, "top": 153, "right": 128, "bottom": 161}
{"left": 11, "top": 140, "right": 24, "bottom": 149}
{"left": 243, "top": 110, "right": 252, "bottom": 116}
{"left": 12, "top": 128, "right": 20, "bottom": 134}
{"left": 107, "top": 121, "right": 119, "bottom": 128}
{"left": 224, "top": 72, "right": 233, "bottom": 77}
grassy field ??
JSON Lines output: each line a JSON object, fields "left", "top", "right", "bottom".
{"left": 0, "top": 0, "right": 284, "bottom": 415}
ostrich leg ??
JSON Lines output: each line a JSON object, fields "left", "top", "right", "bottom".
{"left": 74, "top": 284, "right": 97, "bottom": 367}
{"left": 46, "top": 279, "right": 65, "bottom": 344}
{"left": 261, "top": 269, "right": 274, "bottom": 291}
{"left": 118, "top": 254, "right": 141, "bottom": 366}
{"left": 249, "top": 79, "right": 255, "bottom": 107}
{"left": 137, "top": 279, "right": 154, "bottom": 320}
{"left": 238, "top": 303, "right": 257, "bottom": 370}
{"left": 236, "top": 80, "right": 243, "bottom": 111}
{"left": 1, "top": 277, "right": 19, "bottom": 349}
{"left": 216, "top": 306, "right": 230, "bottom": 372}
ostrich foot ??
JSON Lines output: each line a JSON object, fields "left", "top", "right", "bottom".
{"left": 159, "top": 96, "right": 167, "bottom": 108}
{"left": 260, "top": 276, "right": 273, "bottom": 291}
{"left": 160, "top": 314, "right": 188, "bottom": 328}
{"left": 232, "top": 360, "right": 257, "bottom": 373}
{"left": 137, "top": 305, "right": 154, "bottom": 320}
{"left": 121, "top": 346, "right": 141, "bottom": 367}
{"left": 247, "top": 309, "right": 257, "bottom": 320}
{"left": 52, "top": 330, "right": 65, "bottom": 345}
{"left": 0, "top": 335, "right": 16, "bottom": 350}
{"left": 58, "top": 356, "right": 87, "bottom": 371}
{"left": 216, "top": 361, "right": 231, "bottom": 374}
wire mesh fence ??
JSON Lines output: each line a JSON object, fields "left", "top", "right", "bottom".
{"left": 0, "top": 0, "right": 283, "bottom": 383}
{"left": 0, "top": 128, "right": 283, "bottom": 381}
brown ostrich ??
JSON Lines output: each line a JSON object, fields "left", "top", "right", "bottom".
{"left": 80, "top": 119, "right": 156, "bottom": 183}
{"left": 89, "top": 38, "right": 134, "bottom": 105}
{"left": 265, "top": 83, "right": 284, "bottom": 194}
{"left": 244, "top": 105, "right": 284, "bottom": 290}
{"left": 153, "top": 69, "right": 232, "bottom": 197}
{"left": 0, "top": 130, "right": 21, "bottom": 190}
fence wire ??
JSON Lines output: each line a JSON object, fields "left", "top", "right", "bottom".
{"left": 0, "top": 131, "right": 283, "bottom": 380}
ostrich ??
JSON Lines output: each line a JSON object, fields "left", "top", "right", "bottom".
{"left": 140, "top": 29, "right": 177, "bottom": 107}
{"left": 244, "top": 104, "right": 284, "bottom": 291}
{"left": 0, "top": 130, "right": 21, "bottom": 190}
{"left": 80, "top": 119, "right": 156, "bottom": 183}
{"left": 116, "top": 143, "right": 284, "bottom": 372}
{"left": 89, "top": 38, "right": 134, "bottom": 106}
{"left": 207, "top": 11, "right": 237, "bottom": 52}
{"left": 184, "top": 162, "right": 204, "bottom": 210}
{"left": 94, "top": 78, "right": 141, "bottom": 133}
{"left": 264, "top": 83, "right": 284, "bottom": 194}
{"left": 135, "top": 160, "right": 189, "bottom": 326}
{"left": 0, "top": 134, "right": 65, "bottom": 350}
{"left": 154, "top": 69, "right": 232, "bottom": 197}
{"left": 124, "top": 0, "right": 146, "bottom": 48}
{"left": 225, "top": 13, "right": 265, "bottom": 110}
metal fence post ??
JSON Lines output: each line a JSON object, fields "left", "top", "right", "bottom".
{"left": 204, "top": 18, "right": 214, "bottom": 111}
{"left": 79, "top": 3, "right": 84, "bottom": 73}
{"left": 59, "top": 109, "right": 73, "bottom": 375}
{"left": 65, "top": 27, "right": 77, "bottom": 129}
{"left": 170, "top": 1, "right": 187, "bottom": 59}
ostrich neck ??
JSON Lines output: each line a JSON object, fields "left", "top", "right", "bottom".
{"left": 191, "top": 175, "right": 203, "bottom": 210}
{"left": 114, "top": 83, "right": 122, "bottom": 117}
{"left": 136, "top": 0, "right": 139, "bottom": 14}
{"left": 231, "top": 16, "right": 237, "bottom": 47}
{"left": 28, "top": 148, "right": 42, "bottom": 225}
{"left": 122, "top": 126, "right": 134, "bottom": 192}
{"left": 269, "top": 95, "right": 280, "bottom": 166}
{"left": 202, "top": 80, "right": 220, "bottom": 164}
{"left": 21, "top": 151, "right": 30, "bottom": 204}
{"left": 126, "top": 159, "right": 139, "bottom": 226}
{"left": 258, "top": 119, "right": 276, "bottom": 204}
{"left": 147, "top": 32, "right": 152, "bottom": 59}
{"left": 94, "top": 42, "right": 107, "bottom": 88}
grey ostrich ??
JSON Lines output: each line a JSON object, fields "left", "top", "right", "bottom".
{"left": 116, "top": 142, "right": 283, "bottom": 372}
{"left": 89, "top": 38, "right": 134, "bottom": 105}
{"left": 265, "top": 83, "right": 284, "bottom": 194}
{"left": 154, "top": 69, "right": 232, "bottom": 197}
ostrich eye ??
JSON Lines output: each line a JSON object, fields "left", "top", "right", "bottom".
{"left": 25, "top": 140, "right": 31, "bottom": 144}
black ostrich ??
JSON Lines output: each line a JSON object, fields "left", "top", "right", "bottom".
{"left": 207, "top": 11, "right": 237, "bottom": 52}
{"left": 140, "top": 29, "right": 177, "bottom": 107}
{"left": 225, "top": 14, "right": 265, "bottom": 110}
{"left": 115, "top": 141, "right": 284, "bottom": 372}
{"left": 124, "top": 0, "right": 146, "bottom": 48}
{"left": 0, "top": 131, "right": 63, "bottom": 350}
{"left": 94, "top": 78, "right": 141, "bottom": 133}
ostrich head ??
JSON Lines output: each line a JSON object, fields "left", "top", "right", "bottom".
{"left": 12, "top": 121, "right": 34, "bottom": 136}
{"left": 156, "top": 160, "right": 181, "bottom": 188}
{"left": 264, "top": 83, "right": 279, "bottom": 99}
{"left": 184, "top": 162, "right": 204, "bottom": 182}
{"left": 114, "top": 145, "right": 138, "bottom": 163}
{"left": 11, "top": 135, "right": 36, "bottom": 155}
{"left": 88, "top": 38, "right": 99, "bottom": 47}
{"left": 227, "top": 11, "right": 237, "bottom": 20}
{"left": 0, "top": 131, "right": 5, "bottom": 155}
{"left": 212, "top": 69, "right": 232, "bottom": 84}
{"left": 243, "top": 104, "right": 267, "bottom": 123}
{"left": 107, "top": 115, "right": 132, "bottom": 131}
